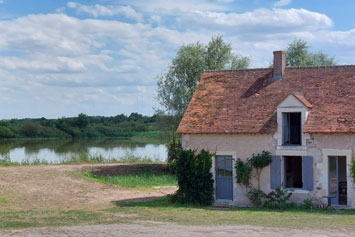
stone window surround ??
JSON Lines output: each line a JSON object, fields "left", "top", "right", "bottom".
{"left": 275, "top": 107, "right": 310, "bottom": 151}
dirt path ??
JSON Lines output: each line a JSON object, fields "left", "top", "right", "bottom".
{"left": 0, "top": 164, "right": 176, "bottom": 211}
{"left": 1, "top": 221, "right": 354, "bottom": 237}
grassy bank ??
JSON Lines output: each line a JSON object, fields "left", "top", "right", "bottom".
{"left": 1, "top": 198, "right": 355, "bottom": 230}
{"left": 84, "top": 172, "right": 177, "bottom": 189}
{"left": 0, "top": 151, "right": 163, "bottom": 166}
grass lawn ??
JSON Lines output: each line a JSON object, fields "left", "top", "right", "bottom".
{"left": 113, "top": 198, "right": 355, "bottom": 230}
{"left": 2, "top": 198, "right": 355, "bottom": 230}
{"left": 84, "top": 172, "right": 177, "bottom": 189}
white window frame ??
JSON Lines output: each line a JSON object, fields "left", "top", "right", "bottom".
{"left": 274, "top": 95, "right": 310, "bottom": 152}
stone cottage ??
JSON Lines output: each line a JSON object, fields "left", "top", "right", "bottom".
{"left": 177, "top": 51, "right": 355, "bottom": 207}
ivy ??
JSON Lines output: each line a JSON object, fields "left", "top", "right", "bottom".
{"left": 249, "top": 151, "right": 272, "bottom": 190}
{"left": 235, "top": 159, "right": 253, "bottom": 188}
{"left": 235, "top": 151, "right": 272, "bottom": 191}
{"left": 350, "top": 159, "right": 355, "bottom": 183}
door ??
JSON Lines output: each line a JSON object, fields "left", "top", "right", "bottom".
{"left": 215, "top": 156, "right": 233, "bottom": 200}
{"left": 329, "top": 156, "right": 347, "bottom": 205}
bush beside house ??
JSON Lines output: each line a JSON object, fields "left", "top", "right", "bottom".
{"left": 173, "top": 149, "right": 214, "bottom": 206}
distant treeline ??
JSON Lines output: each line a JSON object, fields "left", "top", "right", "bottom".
{"left": 0, "top": 113, "right": 163, "bottom": 139}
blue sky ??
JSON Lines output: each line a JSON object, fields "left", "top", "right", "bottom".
{"left": 0, "top": 0, "right": 354, "bottom": 119}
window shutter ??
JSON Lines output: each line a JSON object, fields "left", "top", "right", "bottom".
{"left": 270, "top": 156, "right": 281, "bottom": 189}
{"left": 302, "top": 156, "right": 314, "bottom": 191}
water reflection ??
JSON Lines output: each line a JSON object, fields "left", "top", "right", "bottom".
{"left": 0, "top": 138, "right": 167, "bottom": 163}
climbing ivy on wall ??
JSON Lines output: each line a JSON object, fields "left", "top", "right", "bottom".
{"left": 235, "top": 151, "right": 272, "bottom": 190}
{"left": 235, "top": 159, "right": 253, "bottom": 188}
{"left": 350, "top": 159, "right": 355, "bottom": 184}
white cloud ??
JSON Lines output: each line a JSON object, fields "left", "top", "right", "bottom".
{"left": 67, "top": 2, "right": 143, "bottom": 21}
{"left": 1, "top": 2, "right": 355, "bottom": 118}
{"left": 122, "top": 0, "right": 230, "bottom": 12}
{"left": 183, "top": 8, "right": 333, "bottom": 34}
{"left": 274, "top": 0, "right": 292, "bottom": 7}
{"left": 0, "top": 0, "right": 4, "bottom": 4}
{"left": 0, "top": 13, "right": 194, "bottom": 117}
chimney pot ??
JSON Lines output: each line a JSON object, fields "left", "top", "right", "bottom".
{"left": 273, "top": 51, "right": 286, "bottom": 80}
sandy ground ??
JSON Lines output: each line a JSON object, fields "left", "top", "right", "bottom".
{"left": 1, "top": 165, "right": 353, "bottom": 236}
{"left": 0, "top": 164, "right": 176, "bottom": 211}
{"left": 1, "top": 221, "right": 354, "bottom": 237}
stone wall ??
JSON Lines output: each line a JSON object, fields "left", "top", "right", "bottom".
{"left": 182, "top": 133, "right": 355, "bottom": 207}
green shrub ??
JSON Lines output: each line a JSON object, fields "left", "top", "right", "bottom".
{"left": 173, "top": 149, "right": 214, "bottom": 206}
{"left": 247, "top": 188, "right": 266, "bottom": 207}
{"left": 301, "top": 198, "right": 314, "bottom": 210}
{"left": 264, "top": 187, "right": 293, "bottom": 209}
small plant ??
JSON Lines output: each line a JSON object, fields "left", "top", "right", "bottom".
{"left": 301, "top": 198, "right": 314, "bottom": 210}
{"left": 247, "top": 188, "right": 266, "bottom": 207}
{"left": 235, "top": 158, "right": 253, "bottom": 188}
{"left": 264, "top": 187, "right": 293, "bottom": 209}
{"left": 0, "top": 154, "right": 19, "bottom": 166}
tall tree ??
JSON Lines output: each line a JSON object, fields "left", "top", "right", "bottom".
{"left": 286, "top": 39, "right": 335, "bottom": 67}
{"left": 157, "top": 36, "right": 250, "bottom": 121}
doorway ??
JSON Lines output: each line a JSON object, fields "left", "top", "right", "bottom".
{"left": 328, "top": 156, "right": 347, "bottom": 205}
{"left": 215, "top": 156, "right": 233, "bottom": 200}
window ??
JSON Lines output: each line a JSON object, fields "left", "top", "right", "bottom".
{"left": 284, "top": 156, "right": 302, "bottom": 188}
{"left": 271, "top": 155, "right": 313, "bottom": 191}
{"left": 282, "top": 112, "right": 301, "bottom": 145}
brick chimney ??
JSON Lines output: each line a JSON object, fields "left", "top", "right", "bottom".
{"left": 273, "top": 51, "right": 286, "bottom": 80}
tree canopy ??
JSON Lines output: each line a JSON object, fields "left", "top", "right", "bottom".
{"left": 157, "top": 36, "right": 250, "bottom": 119}
{"left": 286, "top": 39, "right": 336, "bottom": 67}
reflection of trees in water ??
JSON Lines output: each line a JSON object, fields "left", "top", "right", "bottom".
{"left": 0, "top": 138, "right": 161, "bottom": 156}
{"left": 0, "top": 139, "right": 67, "bottom": 156}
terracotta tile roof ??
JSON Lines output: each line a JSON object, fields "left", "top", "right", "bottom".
{"left": 177, "top": 65, "right": 355, "bottom": 134}
{"left": 292, "top": 93, "right": 313, "bottom": 108}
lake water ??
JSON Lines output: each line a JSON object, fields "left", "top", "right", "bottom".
{"left": 0, "top": 138, "right": 168, "bottom": 163}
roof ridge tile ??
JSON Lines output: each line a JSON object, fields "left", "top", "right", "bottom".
{"left": 203, "top": 64, "right": 355, "bottom": 73}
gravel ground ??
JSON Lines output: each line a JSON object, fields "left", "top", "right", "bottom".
{"left": 1, "top": 221, "right": 354, "bottom": 237}
{"left": 0, "top": 164, "right": 176, "bottom": 211}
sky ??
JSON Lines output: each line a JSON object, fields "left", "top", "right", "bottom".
{"left": 0, "top": 0, "right": 355, "bottom": 119}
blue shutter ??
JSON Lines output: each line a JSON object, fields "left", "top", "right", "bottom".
{"left": 270, "top": 156, "right": 281, "bottom": 189}
{"left": 302, "top": 156, "right": 314, "bottom": 191}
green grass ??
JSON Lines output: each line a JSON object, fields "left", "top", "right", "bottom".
{"left": 0, "top": 197, "right": 8, "bottom": 205}
{"left": 113, "top": 197, "right": 355, "bottom": 229}
{"left": 0, "top": 209, "right": 131, "bottom": 230}
{"left": 2, "top": 198, "right": 355, "bottom": 230}
{"left": 84, "top": 172, "right": 177, "bottom": 189}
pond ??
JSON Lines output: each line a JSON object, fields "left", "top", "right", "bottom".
{"left": 0, "top": 138, "right": 168, "bottom": 164}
